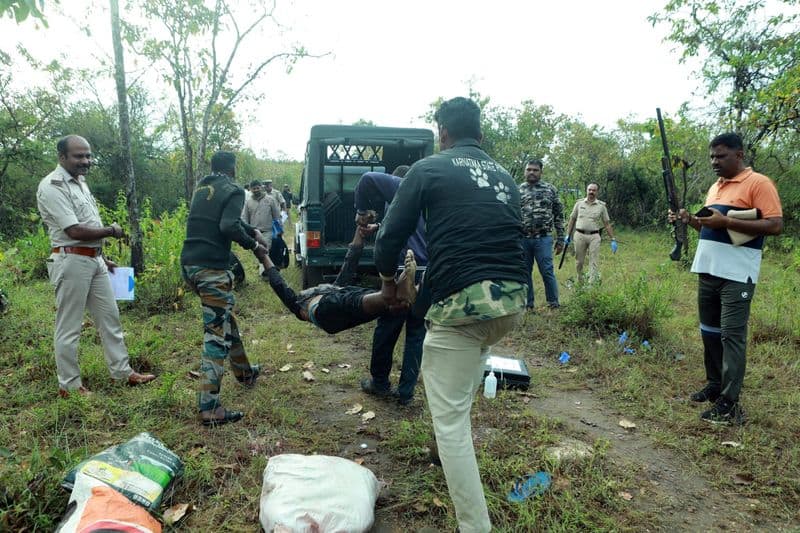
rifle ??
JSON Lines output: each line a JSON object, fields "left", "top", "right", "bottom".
{"left": 656, "top": 108, "right": 687, "bottom": 261}
{"left": 558, "top": 234, "right": 570, "bottom": 269}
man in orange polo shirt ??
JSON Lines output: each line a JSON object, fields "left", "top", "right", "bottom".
{"left": 669, "top": 132, "right": 782, "bottom": 425}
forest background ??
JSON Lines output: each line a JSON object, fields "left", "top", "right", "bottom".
{"left": 1, "top": 0, "right": 798, "bottom": 246}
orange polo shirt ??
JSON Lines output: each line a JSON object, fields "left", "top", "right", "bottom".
{"left": 691, "top": 168, "right": 782, "bottom": 283}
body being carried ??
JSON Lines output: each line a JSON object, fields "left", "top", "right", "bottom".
{"left": 261, "top": 226, "right": 417, "bottom": 334}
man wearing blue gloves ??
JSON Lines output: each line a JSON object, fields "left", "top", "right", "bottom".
{"left": 566, "top": 183, "right": 616, "bottom": 281}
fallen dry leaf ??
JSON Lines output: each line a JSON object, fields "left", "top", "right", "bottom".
{"left": 566, "top": 367, "right": 578, "bottom": 373}
{"left": 354, "top": 458, "right": 365, "bottom": 465}
{"left": 302, "top": 361, "right": 315, "bottom": 370}
{"left": 163, "top": 503, "right": 192, "bottom": 525}
{"left": 432, "top": 496, "right": 446, "bottom": 508}
{"left": 618, "top": 491, "right": 633, "bottom": 501}
{"left": 321, "top": 368, "right": 330, "bottom": 374}
{"left": 286, "top": 343, "right": 293, "bottom": 351}
{"left": 721, "top": 441, "right": 743, "bottom": 448}
{"left": 413, "top": 503, "right": 427, "bottom": 513}
{"left": 337, "top": 363, "right": 351, "bottom": 369}
{"left": 187, "top": 447, "right": 204, "bottom": 458}
{"left": 279, "top": 364, "right": 292, "bottom": 372}
{"left": 553, "top": 477, "right": 571, "bottom": 491}
{"left": 361, "top": 411, "right": 375, "bottom": 421}
{"left": 522, "top": 397, "right": 531, "bottom": 404}
{"left": 345, "top": 404, "right": 363, "bottom": 415}
{"left": 618, "top": 418, "right": 637, "bottom": 429}
{"left": 302, "top": 370, "right": 315, "bottom": 382}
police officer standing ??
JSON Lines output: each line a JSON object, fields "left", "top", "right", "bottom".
{"left": 37, "top": 135, "right": 156, "bottom": 397}
{"left": 264, "top": 179, "right": 286, "bottom": 214}
{"left": 519, "top": 159, "right": 565, "bottom": 309}
{"left": 566, "top": 183, "right": 617, "bottom": 281}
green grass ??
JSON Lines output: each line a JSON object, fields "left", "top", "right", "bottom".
{"left": 1, "top": 228, "right": 799, "bottom": 531}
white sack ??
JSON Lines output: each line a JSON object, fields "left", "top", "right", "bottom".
{"left": 259, "top": 454, "right": 380, "bottom": 533}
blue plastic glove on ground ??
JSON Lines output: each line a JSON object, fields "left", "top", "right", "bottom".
{"left": 610, "top": 239, "right": 618, "bottom": 253}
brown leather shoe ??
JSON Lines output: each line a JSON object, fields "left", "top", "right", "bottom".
{"left": 127, "top": 371, "right": 156, "bottom": 386}
{"left": 58, "top": 386, "right": 92, "bottom": 398}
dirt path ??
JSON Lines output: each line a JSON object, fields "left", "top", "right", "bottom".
{"left": 528, "top": 385, "right": 787, "bottom": 532}
{"left": 304, "top": 331, "right": 794, "bottom": 532}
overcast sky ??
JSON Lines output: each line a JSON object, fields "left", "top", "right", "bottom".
{"left": 1, "top": 0, "right": 699, "bottom": 161}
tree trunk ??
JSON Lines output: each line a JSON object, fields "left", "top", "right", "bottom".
{"left": 177, "top": 84, "right": 195, "bottom": 200}
{"left": 110, "top": 0, "right": 144, "bottom": 275}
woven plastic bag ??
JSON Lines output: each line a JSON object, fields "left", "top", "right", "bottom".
{"left": 62, "top": 432, "right": 183, "bottom": 512}
{"left": 259, "top": 454, "right": 380, "bottom": 532}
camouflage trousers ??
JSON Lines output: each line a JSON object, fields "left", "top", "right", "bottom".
{"left": 182, "top": 265, "right": 255, "bottom": 412}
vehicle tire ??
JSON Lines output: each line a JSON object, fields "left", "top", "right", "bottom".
{"left": 302, "top": 264, "right": 323, "bottom": 289}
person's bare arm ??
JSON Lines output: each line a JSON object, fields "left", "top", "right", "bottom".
{"left": 603, "top": 220, "right": 615, "bottom": 240}
{"left": 699, "top": 208, "right": 783, "bottom": 236}
{"left": 64, "top": 222, "right": 123, "bottom": 241}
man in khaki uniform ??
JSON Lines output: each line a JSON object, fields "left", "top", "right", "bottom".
{"left": 36, "top": 135, "right": 156, "bottom": 397}
{"left": 566, "top": 183, "right": 617, "bottom": 281}
{"left": 264, "top": 179, "right": 286, "bottom": 213}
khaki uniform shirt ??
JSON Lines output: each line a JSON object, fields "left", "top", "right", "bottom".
{"left": 37, "top": 165, "right": 104, "bottom": 248}
{"left": 570, "top": 198, "right": 609, "bottom": 232}
{"left": 267, "top": 189, "right": 286, "bottom": 209}
{"left": 242, "top": 193, "right": 281, "bottom": 232}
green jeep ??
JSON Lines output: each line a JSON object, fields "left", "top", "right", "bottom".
{"left": 295, "top": 124, "right": 434, "bottom": 288}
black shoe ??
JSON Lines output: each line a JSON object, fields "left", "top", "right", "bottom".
{"left": 690, "top": 383, "right": 721, "bottom": 403}
{"left": 701, "top": 398, "right": 745, "bottom": 426}
{"left": 360, "top": 377, "right": 393, "bottom": 398}
{"left": 236, "top": 365, "right": 260, "bottom": 388}
{"left": 201, "top": 408, "right": 244, "bottom": 427}
{"left": 393, "top": 389, "right": 414, "bottom": 406}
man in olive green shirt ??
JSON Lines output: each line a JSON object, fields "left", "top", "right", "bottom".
{"left": 566, "top": 183, "right": 617, "bottom": 282}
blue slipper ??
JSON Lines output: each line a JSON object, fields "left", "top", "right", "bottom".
{"left": 507, "top": 471, "right": 551, "bottom": 502}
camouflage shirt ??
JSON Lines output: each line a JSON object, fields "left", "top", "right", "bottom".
{"left": 519, "top": 181, "right": 565, "bottom": 238}
{"left": 426, "top": 280, "right": 527, "bottom": 326}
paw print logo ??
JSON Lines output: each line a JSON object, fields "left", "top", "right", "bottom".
{"left": 494, "top": 181, "right": 510, "bottom": 204}
{"left": 469, "top": 167, "right": 491, "bottom": 188}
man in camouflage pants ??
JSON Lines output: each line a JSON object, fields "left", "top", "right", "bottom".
{"left": 375, "top": 97, "right": 527, "bottom": 533}
{"left": 519, "top": 159, "right": 565, "bottom": 309}
{"left": 180, "top": 151, "right": 270, "bottom": 427}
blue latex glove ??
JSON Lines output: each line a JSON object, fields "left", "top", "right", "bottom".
{"left": 610, "top": 239, "right": 618, "bottom": 254}
{"left": 564, "top": 236, "right": 570, "bottom": 245}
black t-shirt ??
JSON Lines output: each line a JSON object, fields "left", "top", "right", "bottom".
{"left": 375, "top": 138, "right": 527, "bottom": 303}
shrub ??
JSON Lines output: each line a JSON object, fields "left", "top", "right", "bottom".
{"left": 100, "top": 193, "right": 188, "bottom": 313}
{"left": 136, "top": 201, "right": 188, "bottom": 312}
{"left": 560, "top": 271, "right": 674, "bottom": 339}
{"left": 0, "top": 225, "right": 51, "bottom": 283}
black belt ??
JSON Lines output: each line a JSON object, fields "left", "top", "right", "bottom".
{"left": 575, "top": 229, "right": 600, "bottom": 235}
{"left": 524, "top": 231, "right": 549, "bottom": 238}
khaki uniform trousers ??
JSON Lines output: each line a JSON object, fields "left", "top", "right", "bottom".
{"left": 421, "top": 312, "right": 523, "bottom": 533}
{"left": 46, "top": 252, "right": 132, "bottom": 389}
{"left": 574, "top": 231, "right": 601, "bottom": 282}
